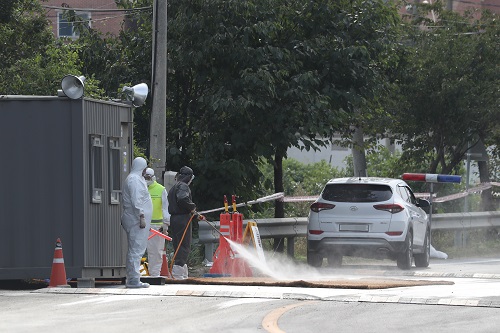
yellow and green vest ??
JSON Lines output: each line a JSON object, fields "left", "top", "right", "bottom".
{"left": 148, "top": 181, "right": 165, "bottom": 225}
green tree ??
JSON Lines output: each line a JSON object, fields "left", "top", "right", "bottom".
{"left": 389, "top": 8, "right": 499, "bottom": 176}
{"left": 257, "top": 159, "right": 347, "bottom": 218}
{"left": 163, "top": 0, "right": 403, "bottom": 221}
{"left": 0, "top": 0, "right": 102, "bottom": 96}
{"left": 162, "top": 0, "right": 342, "bottom": 214}
{"left": 0, "top": 0, "right": 52, "bottom": 71}
{"left": 55, "top": 0, "right": 406, "bottom": 221}
{"left": 63, "top": 1, "right": 152, "bottom": 133}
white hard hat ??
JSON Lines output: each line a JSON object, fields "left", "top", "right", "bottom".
{"left": 145, "top": 168, "right": 155, "bottom": 177}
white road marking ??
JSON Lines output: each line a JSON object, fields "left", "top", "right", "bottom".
{"left": 217, "top": 298, "right": 274, "bottom": 309}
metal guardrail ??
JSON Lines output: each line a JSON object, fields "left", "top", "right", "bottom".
{"left": 199, "top": 212, "right": 500, "bottom": 260}
{"left": 431, "top": 211, "right": 500, "bottom": 230}
{"left": 199, "top": 218, "right": 308, "bottom": 260}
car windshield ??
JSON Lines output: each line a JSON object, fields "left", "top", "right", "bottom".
{"left": 321, "top": 184, "right": 393, "bottom": 203}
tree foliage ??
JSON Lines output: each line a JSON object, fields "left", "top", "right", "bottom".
{"left": 0, "top": 0, "right": 53, "bottom": 69}
{"left": 6, "top": 0, "right": 494, "bottom": 215}
{"left": 161, "top": 0, "right": 404, "bottom": 213}
{"left": 62, "top": 0, "right": 403, "bottom": 214}
{"left": 0, "top": 0, "right": 104, "bottom": 96}
{"left": 255, "top": 158, "right": 347, "bottom": 218}
{"left": 389, "top": 7, "right": 499, "bottom": 175}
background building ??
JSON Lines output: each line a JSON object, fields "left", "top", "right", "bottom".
{"left": 41, "top": 0, "right": 499, "bottom": 40}
{"left": 42, "top": 0, "right": 125, "bottom": 38}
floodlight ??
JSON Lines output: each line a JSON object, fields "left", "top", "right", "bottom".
{"left": 61, "top": 75, "right": 86, "bottom": 99}
{"left": 122, "top": 83, "right": 149, "bottom": 107}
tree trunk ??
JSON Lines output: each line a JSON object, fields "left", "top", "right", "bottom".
{"left": 352, "top": 126, "right": 367, "bottom": 177}
{"left": 478, "top": 160, "right": 495, "bottom": 211}
{"left": 273, "top": 151, "right": 285, "bottom": 253}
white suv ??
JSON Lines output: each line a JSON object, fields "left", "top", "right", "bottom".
{"left": 307, "top": 177, "right": 431, "bottom": 270}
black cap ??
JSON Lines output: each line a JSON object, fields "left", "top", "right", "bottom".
{"left": 179, "top": 166, "right": 193, "bottom": 176}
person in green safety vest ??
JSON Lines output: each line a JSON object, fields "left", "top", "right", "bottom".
{"left": 144, "top": 168, "right": 171, "bottom": 277}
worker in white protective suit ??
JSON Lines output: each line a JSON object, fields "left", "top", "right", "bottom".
{"left": 144, "top": 168, "right": 171, "bottom": 276}
{"left": 121, "top": 157, "right": 153, "bottom": 288}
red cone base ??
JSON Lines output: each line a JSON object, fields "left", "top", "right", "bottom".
{"left": 160, "top": 248, "right": 172, "bottom": 278}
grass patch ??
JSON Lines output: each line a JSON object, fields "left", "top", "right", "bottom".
{"left": 433, "top": 228, "right": 500, "bottom": 259}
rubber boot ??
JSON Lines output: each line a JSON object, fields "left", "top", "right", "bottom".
{"left": 126, "top": 278, "right": 150, "bottom": 288}
{"left": 172, "top": 265, "right": 187, "bottom": 280}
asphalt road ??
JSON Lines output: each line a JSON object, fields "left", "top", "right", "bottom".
{"left": 1, "top": 257, "right": 500, "bottom": 333}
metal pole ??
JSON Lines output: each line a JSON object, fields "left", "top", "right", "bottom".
{"left": 149, "top": 0, "right": 168, "bottom": 184}
{"left": 456, "top": 149, "right": 471, "bottom": 248}
{"left": 464, "top": 151, "right": 471, "bottom": 213}
{"left": 446, "top": 0, "right": 453, "bottom": 11}
{"left": 429, "top": 182, "right": 433, "bottom": 246}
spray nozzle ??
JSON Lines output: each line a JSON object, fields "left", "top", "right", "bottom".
{"left": 232, "top": 195, "right": 237, "bottom": 212}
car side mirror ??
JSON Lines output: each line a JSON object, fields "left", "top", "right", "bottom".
{"left": 417, "top": 198, "right": 431, "bottom": 214}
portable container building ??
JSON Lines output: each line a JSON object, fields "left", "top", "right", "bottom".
{"left": 0, "top": 95, "right": 134, "bottom": 282}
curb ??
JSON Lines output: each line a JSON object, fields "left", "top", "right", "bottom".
{"left": 385, "top": 271, "right": 500, "bottom": 280}
{"left": 33, "top": 284, "right": 500, "bottom": 309}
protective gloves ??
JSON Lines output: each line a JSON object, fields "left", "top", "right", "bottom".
{"left": 191, "top": 210, "right": 205, "bottom": 221}
{"left": 161, "top": 223, "right": 169, "bottom": 235}
{"left": 139, "top": 215, "right": 146, "bottom": 228}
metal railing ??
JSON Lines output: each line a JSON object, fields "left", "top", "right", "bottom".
{"left": 199, "top": 212, "right": 500, "bottom": 260}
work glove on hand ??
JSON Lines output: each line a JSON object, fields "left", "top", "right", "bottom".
{"left": 191, "top": 210, "right": 204, "bottom": 221}
{"left": 139, "top": 215, "right": 146, "bottom": 229}
{"left": 161, "top": 223, "right": 169, "bottom": 235}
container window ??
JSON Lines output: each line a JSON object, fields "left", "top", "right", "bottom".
{"left": 109, "top": 138, "right": 121, "bottom": 204}
{"left": 90, "top": 135, "right": 103, "bottom": 203}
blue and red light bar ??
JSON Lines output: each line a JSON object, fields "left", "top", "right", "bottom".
{"left": 402, "top": 173, "right": 461, "bottom": 183}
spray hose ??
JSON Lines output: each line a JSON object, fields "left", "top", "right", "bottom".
{"left": 169, "top": 213, "right": 195, "bottom": 277}
{"left": 168, "top": 193, "right": 284, "bottom": 278}
{"left": 202, "top": 218, "right": 224, "bottom": 237}
{"left": 200, "top": 218, "right": 237, "bottom": 258}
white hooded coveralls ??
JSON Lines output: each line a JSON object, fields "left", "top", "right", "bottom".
{"left": 121, "top": 157, "right": 153, "bottom": 285}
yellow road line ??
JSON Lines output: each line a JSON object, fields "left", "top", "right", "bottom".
{"left": 262, "top": 301, "right": 318, "bottom": 333}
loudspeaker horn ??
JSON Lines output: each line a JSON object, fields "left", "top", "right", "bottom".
{"left": 61, "top": 75, "right": 86, "bottom": 99}
{"left": 122, "top": 83, "right": 148, "bottom": 107}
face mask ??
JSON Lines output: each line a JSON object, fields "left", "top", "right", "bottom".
{"left": 146, "top": 179, "right": 154, "bottom": 186}
{"left": 188, "top": 175, "right": 195, "bottom": 185}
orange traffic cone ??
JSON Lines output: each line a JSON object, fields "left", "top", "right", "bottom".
{"left": 160, "top": 247, "right": 172, "bottom": 278}
{"left": 48, "top": 238, "right": 70, "bottom": 288}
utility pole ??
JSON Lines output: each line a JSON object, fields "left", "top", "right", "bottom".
{"left": 447, "top": 0, "right": 453, "bottom": 11}
{"left": 149, "top": 0, "right": 168, "bottom": 185}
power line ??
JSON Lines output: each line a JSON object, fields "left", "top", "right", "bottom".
{"left": 46, "top": 13, "right": 131, "bottom": 25}
{"left": 41, "top": 5, "right": 152, "bottom": 12}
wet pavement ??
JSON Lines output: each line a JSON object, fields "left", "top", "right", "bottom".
{"left": 33, "top": 258, "right": 500, "bottom": 308}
